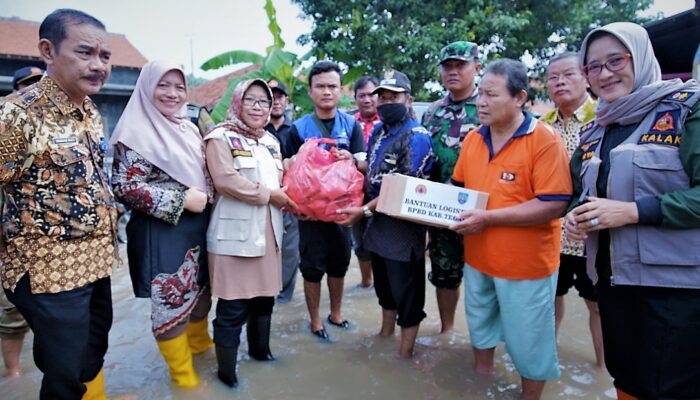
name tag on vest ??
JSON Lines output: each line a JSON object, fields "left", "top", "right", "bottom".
{"left": 580, "top": 138, "right": 600, "bottom": 160}
{"left": 52, "top": 136, "right": 78, "bottom": 146}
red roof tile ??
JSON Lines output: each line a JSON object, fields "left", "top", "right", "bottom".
{"left": 0, "top": 17, "right": 147, "bottom": 69}
{"left": 188, "top": 64, "right": 261, "bottom": 110}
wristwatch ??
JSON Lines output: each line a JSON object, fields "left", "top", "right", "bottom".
{"left": 363, "top": 205, "right": 374, "bottom": 218}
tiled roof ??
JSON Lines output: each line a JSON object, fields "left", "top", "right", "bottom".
{"left": 188, "top": 64, "right": 261, "bottom": 110}
{"left": 0, "top": 17, "right": 147, "bottom": 69}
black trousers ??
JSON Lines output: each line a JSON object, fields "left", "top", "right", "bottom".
{"left": 597, "top": 282, "right": 700, "bottom": 399}
{"left": 6, "top": 275, "right": 112, "bottom": 400}
{"left": 213, "top": 296, "right": 274, "bottom": 348}
{"left": 371, "top": 252, "right": 426, "bottom": 328}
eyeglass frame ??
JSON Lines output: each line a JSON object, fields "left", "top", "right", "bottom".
{"left": 545, "top": 70, "right": 585, "bottom": 84}
{"left": 581, "top": 53, "right": 632, "bottom": 78}
{"left": 242, "top": 96, "right": 272, "bottom": 109}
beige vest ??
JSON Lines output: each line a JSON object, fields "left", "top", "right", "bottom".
{"left": 205, "top": 129, "right": 283, "bottom": 257}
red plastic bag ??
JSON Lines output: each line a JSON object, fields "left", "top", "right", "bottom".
{"left": 283, "top": 138, "right": 364, "bottom": 222}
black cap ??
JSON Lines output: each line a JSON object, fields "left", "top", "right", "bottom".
{"left": 13, "top": 66, "right": 44, "bottom": 90}
{"left": 267, "top": 79, "right": 287, "bottom": 96}
{"left": 371, "top": 69, "right": 411, "bottom": 94}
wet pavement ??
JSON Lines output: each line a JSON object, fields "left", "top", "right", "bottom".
{"left": 1, "top": 246, "right": 616, "bottom": 399}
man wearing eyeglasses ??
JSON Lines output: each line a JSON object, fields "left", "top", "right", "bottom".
{"left": 541, "top": 52, "right": 604, "bottom": 369}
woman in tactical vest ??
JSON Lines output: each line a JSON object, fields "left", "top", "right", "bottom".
{"left": 204, "top": 79, "right": 295, "bottom": 388}
{"left": 566, "top": 22, "right": 700, "bottom": 400}
{"left": 111, "top": 60, "right": 212, "bottom": 389}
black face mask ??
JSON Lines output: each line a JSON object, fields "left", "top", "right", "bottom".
{"left": 377, "top": 103, "right": 408, "bottom": 126}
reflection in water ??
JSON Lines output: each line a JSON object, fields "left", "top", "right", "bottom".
{"left": 1, "top": 246, "right": 615, "bottom": 399}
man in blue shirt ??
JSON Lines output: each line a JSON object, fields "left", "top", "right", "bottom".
{"left": 286, "top": 61, "right": 366, "bottom": 341}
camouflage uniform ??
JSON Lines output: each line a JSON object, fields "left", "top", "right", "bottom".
{"left": 421, "top": 41, "right": 480, "bottom": 289}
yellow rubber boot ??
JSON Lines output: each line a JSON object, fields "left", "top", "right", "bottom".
{"left": 82, "top": 368, "right": 108, "bottom": 400}
{"left": 186, "top": 318, "right": 214, "bottom": 355}
{"left": 156, "top": 333, "right": 201, "bottom": 388}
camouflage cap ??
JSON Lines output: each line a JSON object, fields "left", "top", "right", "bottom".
{"left": 439, "top": 41, "right": 479, "bottom": 64}
{"left": 372, "top": 69, "right": 411, "bottom": 94}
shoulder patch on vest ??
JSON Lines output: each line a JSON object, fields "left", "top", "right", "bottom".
{"left": 649, "top": 110, "right": 679, "bottom": 134}
{"left": 667, "top": 91, "right": 692, "bottom": 103}
{"left": 579, "top": 120, "right": 595, "bottom": 135}
{"left": 228, "top": 136, "right": 245, "bottom": 150}
{"left": 638, "top": 110, "right": 682, "bottom": 147}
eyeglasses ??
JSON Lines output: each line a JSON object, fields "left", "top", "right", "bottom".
{"left": 242, "top": 97, "right": 271, "bottom": 108}
{"left": 546, "top": 71, "right": 583, "bottom": 84}
{"left": 581, "top": 53, "right": 632, "bottom": 77}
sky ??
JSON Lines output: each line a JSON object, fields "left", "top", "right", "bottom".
{"left": 0, "top": 0, "right": 694, "bottom": 80}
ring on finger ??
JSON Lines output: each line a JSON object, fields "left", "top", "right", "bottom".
{"left": 589, "top": 217, "right": 599, "bottom": 227}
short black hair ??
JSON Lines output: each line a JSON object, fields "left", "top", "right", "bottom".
{"left": 353, "top": 76, "right": 378, "bottom": 96}
{"left": 547, "top": 51, "right": 579, "bottom": 70}
{"left": 39, "top": 9, "right": 106, "bottom": 51}
{"left": 484, "top": 59, "right": 528, "bottom": 97}
{"left": 308, "top": 61, "right": 342, "bottom": 86}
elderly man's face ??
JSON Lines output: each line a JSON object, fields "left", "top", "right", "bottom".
{"left": 546, "top": 56, "right": 588, "bottom": 110}
{"left": 476, "top": 73, "right": 525, "bottom": 129}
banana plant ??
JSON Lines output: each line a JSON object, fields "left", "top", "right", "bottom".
{"left": 201, "top": 0, "right": 312, "bottom": 122}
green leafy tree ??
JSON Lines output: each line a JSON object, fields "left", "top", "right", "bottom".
{"left": 201, "top": 0, "right": 313, "bottom": 122}
{"left": 293, "top": 0, "right": 655, "bottom": 100}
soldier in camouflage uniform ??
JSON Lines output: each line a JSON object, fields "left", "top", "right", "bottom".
{"left": 421, "top": 41, "right": 481, "bottom": 333}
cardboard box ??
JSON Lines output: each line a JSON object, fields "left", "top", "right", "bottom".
{"left": 376, "top": 173, "right": 489, "bottom": 228}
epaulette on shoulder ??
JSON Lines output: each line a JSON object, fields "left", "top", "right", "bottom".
{"left": 7, "top": 86, "right": 42, "bottom": 110}
{"left": 665, "top": 90, "right": 696, "bottom": 104}
{"left": 579, "top": 120, "right": 595, "bottom": 135}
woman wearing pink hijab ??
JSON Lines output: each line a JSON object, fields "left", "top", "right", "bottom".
{"left": 110, "top": 60, "right": 211, "bottom": 389}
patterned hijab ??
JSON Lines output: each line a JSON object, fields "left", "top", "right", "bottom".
{"left": 580, "top": 22, "right": 698, "bottom": 127}
{"left": 110, "top": 60, "right": 206, "bottom": 190}
{"left": 211, "top": 79, "right": 273, "bottom": 140}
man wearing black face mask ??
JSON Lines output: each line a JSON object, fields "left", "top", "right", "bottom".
{"left": 337, "top": 70, "right": 434, "bottom": 359}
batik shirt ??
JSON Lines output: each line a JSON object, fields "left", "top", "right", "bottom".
{"left": 363, "top": 118, "right": 433, "bottom": 262}
{"left": 0, "top": 77, "right": 117, "bottom": 293}
{"left": 421, "top": 93, "right": 479, "bottom": 184}
{"left": 541, "top": 96, "right": 597, "bottom": 257}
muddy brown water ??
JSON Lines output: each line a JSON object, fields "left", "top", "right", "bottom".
{"left": 1, "top": 246, "right": 616, "bottom": 399}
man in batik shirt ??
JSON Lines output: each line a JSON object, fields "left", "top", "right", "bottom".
{"left": 0, "top": 9, "right": 117, "bottom": 399}
{"left": 421, "top": 41, "right": 480, "bottom": 333}
{"left": 541, "top": 51, "right": 603, "bottom": 368}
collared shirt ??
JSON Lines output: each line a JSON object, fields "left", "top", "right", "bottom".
{"left": 0, "top": 77, "right": 117, "bottom": 293}
{"left": 421, "top": 93, "right": 479, "bottom": 184}
{"left": 452, "top": 112, "right": 572, "bottom": 280}
{"left": 541, "top": 96, "right": 597, "bottom": 257}
{"left": 363, "top": 118, "right": 433, "bottom": 262}
{"left": 353, "top": 110, "right": 380, "bottom": 149}
{"left": 265, "top": 116, "right": 294, "bottom": 159}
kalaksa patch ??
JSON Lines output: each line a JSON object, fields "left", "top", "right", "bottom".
{"left": 639, "top": 110, "right": 681, "bottom": 147}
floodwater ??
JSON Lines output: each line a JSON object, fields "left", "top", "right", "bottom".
{"left": 1, "top": 246, "right": 616, "bottom": 399}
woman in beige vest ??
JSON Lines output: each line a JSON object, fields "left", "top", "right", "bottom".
{"left": 205, "top": 79, "right": 295, "bottom": 388}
